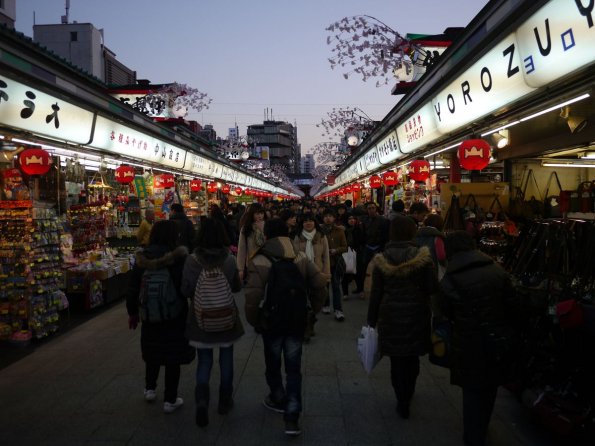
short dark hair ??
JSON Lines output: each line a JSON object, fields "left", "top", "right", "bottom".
{"left": 392, "top": 199, "right": 405, "bottom": 212}
{"left": 322, "top": 208, "right": 336, "bottom": 218}
{"left": 196, "top": 218, "right": 230, "bottom": 249}
{"left": 424, "top": 213, "right": 444, "bottom": 231}
{"left": 344, "top": 199, "right": 352, "bottom": 207}
{"left": 389, "top": 215, "right": 417, "bottom": 242}
{"left": 149, "top": 220, "right": 178, "bottom": 247}
{"left": 264, "top": 218, "right": 289, "bottom": 238}
{"left": 410, "top": 202, "right": 429, "bottom": 215}
{"left": 445, "top": 230, "right": 476, "bottom": 259}
{"left": 278, "top": 209, "right": 295, "bottom": 222}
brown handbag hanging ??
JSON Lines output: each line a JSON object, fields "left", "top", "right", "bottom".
{"left": 543, "top": 171, "right": 565, "bottom": 217}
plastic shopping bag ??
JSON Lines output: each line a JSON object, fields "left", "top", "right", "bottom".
{"left": 357, "top": 325, "right": 380, "bottom": 374}
{"left": 342, "top": 247, "right": 357, "bottom": 274}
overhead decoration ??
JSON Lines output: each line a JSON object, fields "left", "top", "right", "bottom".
{"left": 234, "top": 186, "right": 243, "bottom": 195}
{"left": 153, "top": 174, "right": 175, "bottom": 189}
{"left": 207, "top": 182, "right": 218, "bottom": 193}
{"left": 382, "top": 171, "right": 398, "bottom": 186}
{"left": 458, "top": 139, "right": 491, "bottom": 170}
{"left": 352, "top": 183, "right": 361, "bottom": 192}
{"left": 408, "top": 160, "right": 431, "bottom": 182}
{"left": 221, "top": 184, "right": 231, "bottom": 194}
{"left": 190, "top": 179, "right": 202, "bottom": 191}
{"left": 19, "top": 148, "right": 51, "bottom": 176}
{"left": 369, "top": 175, "right": 382, "bottom": 189}
{"left": 115, "top": 165, "right": 135, "bottom": 184}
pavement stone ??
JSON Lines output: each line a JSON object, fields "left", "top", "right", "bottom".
{"left": 0, "top": 288, "right": 566, "bottom": 445}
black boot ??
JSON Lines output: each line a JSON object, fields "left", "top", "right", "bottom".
{"left": 195, "top": 384, "right": 210, "bottom": 427}
{"left": 217, "top": 387, "right": 234, "bottom": 415}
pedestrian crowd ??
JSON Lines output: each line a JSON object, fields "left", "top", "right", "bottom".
{"left": 125, "top": 198, "right": 518, "bottom": 445}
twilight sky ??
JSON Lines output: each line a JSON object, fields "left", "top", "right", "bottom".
{"left": 15, "top": 0, "right": 488, "bottom": 156}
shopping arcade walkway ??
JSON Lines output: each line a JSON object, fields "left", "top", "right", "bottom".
{"left": 0, "top": 290, "right": 561, "bottom": 446}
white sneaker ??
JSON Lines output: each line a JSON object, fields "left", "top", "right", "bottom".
{"left": 322, "top": 306, "right": 331, "bottom": 314}
{"left": 163, "top": 397, "right": 184, "bottom": 413}
{"left": 334, "top": 310, "right": 345, "bottom": 321}
{"left": 144, "top": 389, "right": 156, "bottom": 402}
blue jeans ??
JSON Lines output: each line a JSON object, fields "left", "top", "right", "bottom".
{"left": 262, "top": 334, "right": 303, "bottom": 421}
{"left": 196, "top": 346, "right": 234, "bottom": 393}
{"left": 324, "top": 261, "right": 344, "bottom": 311}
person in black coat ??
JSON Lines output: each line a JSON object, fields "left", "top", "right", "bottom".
{"left": 126, "top": 220, "right": 194, "bottom": 413}
{"left": 437, "top": 231, "right": 518, "bottom": 446}
{"left": 367, "top": 215, "right": 438, "bottom": 419}
{"left": 170, "top": 203, "right": 196, "bottom": 251}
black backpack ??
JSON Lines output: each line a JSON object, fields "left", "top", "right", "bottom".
{"left": 258, "top": 256, "right": 309, "bottom": 335}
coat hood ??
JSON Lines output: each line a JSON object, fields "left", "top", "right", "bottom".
{"left": 446, "top": 249, "right": 494, "bottom": 275}
{"left": 259, "top": 237, "right": 296, "bottom": 260}
{"left": 194, "top": 247, "right": 231, "bottom": 268}
{"left": 373, "top": 242, "right": 432, "bottom": 278}
{"left": 136, "top": 245, "right": 188, "bottom": 270}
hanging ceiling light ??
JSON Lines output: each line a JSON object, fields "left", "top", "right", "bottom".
{"left": 560, "top": 106, "right": 588, "bottom": 134}
{"left": 492, "top": 129, "right": 509, "bottom": 148}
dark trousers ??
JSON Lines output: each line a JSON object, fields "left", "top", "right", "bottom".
{"left": 462, "top": 385, "right": 498, "bottom": 446}
{"left": 324, "top": 262, "right": 343, "bottom": 311}
{"left": 145, "top": 363, "right": 181, "bottom": 403}
{"left": 389, "top": 356, "right": 420, "bottom": 406}
{"left": 262, "top": 334, "right": 303, "bottom": 421}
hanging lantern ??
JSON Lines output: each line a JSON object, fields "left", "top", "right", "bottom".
{"left": 154, "top": 174, "right": 175, "bottom": 188}
{"left": 458, "top": 139, "right": 491, "bottom": 170}
{"left": 382, "top": 171, "right": 398, "bottom": 186}
{"left": 19, "top": 148, "right": 51, "bottom": 175}
{"left": 408, "top": 160, "right": 431, "bottom": 182}
{"left": 234, "top": 186, "right": 243, "bottom": 195}
{"left": 344, "top": 185, "right": 353, "bottom": 193}
{"left": 352, "top": 183, "right": 361, "bottom": 192}
{"left": 221, "top": 184, "right": 231, "bottom": 194}
{"left": 190, "top": 179, "right": 202, "bottom": 191}
{"left": 207, "top": 182, "right": 218, "bottom": 193}
{"left": 115, "top": 165, "right": 135, "bottom": 184}
{"left": 244, "top": 188, "right": 252, "bottom": 196}
{"left": 369, "top": 175, "right": 382, "bottom": 189}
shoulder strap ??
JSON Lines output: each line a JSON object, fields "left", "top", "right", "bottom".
{"left": 544, "top": 171, "right": 562, "bottom": 196}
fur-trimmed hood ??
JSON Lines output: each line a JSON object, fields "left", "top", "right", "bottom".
{"left": 135, "top": 245, "right": 189, "bottom": 270}
{"left": 194, "top": 247, "right": 231, "bottom": 269}
{"left": 259, "top": 237, "right": 296, "bottom": 261}
{"left": 373, "top": 242, "right": 433, "bottom": 278}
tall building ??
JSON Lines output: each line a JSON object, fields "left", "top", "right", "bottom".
{"left": 199, "top": 124, "right": 217, "bottom": 142}
{"left": 300, "top": 154, "right": 315, "bottom": 174}
{"left": 247, "top": 120, "right": 299, "bottom": 173}
{"left": 33, "top": 21, "right": 135, "bottom": 85}
{"left": 228, "top": 125, "right": 239, "bottom": 141}
{"left": 0, "top": 0, "right": 16, "bottom": 28}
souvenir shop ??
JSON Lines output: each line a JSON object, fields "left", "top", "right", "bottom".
{"left": 317, "top": 0, "right": 595, "bottom": 438}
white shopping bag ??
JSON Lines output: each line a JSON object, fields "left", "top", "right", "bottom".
{"left": 357, "top": 325, "right": 380, "bottom": 374}
{"left": 342, "top": 247, "right": 357, "bottom": 274}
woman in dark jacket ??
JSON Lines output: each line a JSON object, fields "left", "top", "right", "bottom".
{"left": 437, "top": 231, "right": 517, "bottom": 446}
{"left": 367, "top": 215, "right": 438, "bottom": 419}
{"left": 342, "top": 213, "right": 365, "bottom": 298}
{"left": 181, "top": 218, "right": 243, "bottom": 427}
{"left": 126, "top": 220, "right": 193, "bottom": 414}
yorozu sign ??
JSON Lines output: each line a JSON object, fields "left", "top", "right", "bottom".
{"left": 431, "top": 0, "right": 594, "bottom": 133}
{"left": 0, "top": 75, "right": 95, "bottom": 144}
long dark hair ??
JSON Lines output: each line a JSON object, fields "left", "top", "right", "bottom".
{"left": 149, "top": 220, "right": 178, "bottom": 249}
{"left": 239, "top": 202, "right": 266, "bottom": 237}
{"left": 196, "top": 218, "right": 231, "bottom": 249}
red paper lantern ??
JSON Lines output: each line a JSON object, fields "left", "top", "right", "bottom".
{"left": 115, "top": 165, "right": 135, "bottom": 184}
{"left": 458, "top": 139, "right": 491, "bottom": 170}
{"left": 244, "top": 188, "right": 252, "bottom": 196}
{"left": 369, "top": 175, "right": 382, "bottom": 189}
{"left": 234, "top": 186, "right": 243, "bottom": 195}
{"left": 207, "top": 182, "right": 218, "bottom": 193}
{"left": 154, "top": 174, "right": 175, "bottom": 188}
{"left": 352, "top": 183, "right": 361, "bottom": 192}
{"left": 382, "top": 171, "right": 398, "bottom": 186}
{"left": 221, "top": 184, "right": 231, "bottom": 194}
{"left": 344, "top": 185, "right": 353, "bottom": 193}
{"left": 19, "top": 148, "right": 51, "bottom": 175}
{"left": 190, "top": 179, "right": 202, "bottom": 191}
{"left": 408, "top": 160, "right": 431, "bottom": 182}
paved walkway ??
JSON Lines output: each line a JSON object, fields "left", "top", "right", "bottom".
{"left": 0, "top": 290, "right": 560, "bottom": 446}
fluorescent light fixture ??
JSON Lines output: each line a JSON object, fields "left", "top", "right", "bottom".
{"left": 542, "top": 162, "right": 595, "bottom": 168}
{"left": 424, "top": 142, "right": 462, "bottom": 158}
{"left": 521, "top": 93, "right": 590, "bottom": 122}
{"left": 581, "top": 152, "right": 595, "bottom": 159}
{"left": 481, "top": 122, "right": 520, "bottom": 137}
{"left": 10, "top": 137, "right": 39, "bottom": 145}
{"left": 0, "top": 135, "right": 4, "bottom": 139}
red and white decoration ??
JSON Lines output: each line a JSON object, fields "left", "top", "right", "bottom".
{"left": 382, "top": 171, "right": 398, "bottom": 186}
{"left": 115, "top": 165, "right": 135, "bottom": 184}
{"left": 369, "top": 175, "right": 382, "bottom": 189}
{"left": 408, "top": 160, "right": 431, "bottom": 182}
{"left": 153, "top": 174, "right": 175, "bottom": 188}
{"left": 190, "top": 179, "right": 202, "bottom": 191}
{"left": 19, "top": 148, "right": 51, "bottom": 176}
{"left": 458, "top": 139, "right": 491, "bottom": 170}
{"left": 207, "top": 182, "right": 218, "bottom": 193}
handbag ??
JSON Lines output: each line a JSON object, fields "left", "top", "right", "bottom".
{"left": 443, "top": 194, "right": 465, "bottom": 233}
{"left": 357, "top": 325, "right": 380, "bottom": 374}
{"left": 543, "top": 171, "right": 565, "bottom": 217}
{"left": 429, "top": 317, "right": 452, "bottom": 368}
{"left": 341, "top": 247, "right": 357, "bottom": 274}
{"left": 510, "top": 168, "right": 544, "bottom": 219}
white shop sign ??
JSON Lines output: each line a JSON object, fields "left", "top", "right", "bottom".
{"left": 362, "top": 146, "right": 381, "bottom": 172}
{"left": 375, "top": 130, "right": 402, "bottom": 164}
{"left": 396, "top": 102, "right": 444, "bottom": 153}
{"left": 0, "top": 75, "right": 94, "bottom": 144}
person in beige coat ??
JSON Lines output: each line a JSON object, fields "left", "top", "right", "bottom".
{"left": 236, "top": 203, "right": 266, "bottom": 281}
{"left": 292, "top": 212, "right": 331, "bottom": 340}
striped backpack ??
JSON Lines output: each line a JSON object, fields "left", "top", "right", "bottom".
{"left": 194, "top": 267, "right": 237, "bottom": 332}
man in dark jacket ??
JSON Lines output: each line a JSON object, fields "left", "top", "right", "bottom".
{"left": 170, "top": 203, "right": 196, "bottom": 251}
{"left": 438, "top": 231, "right": 517, "bottom": 446}
{"left": 367, "top": 215, "right": 438, "bottom": 419}
{"left": 244, "top": 219, "right": 326, "bottom": 437}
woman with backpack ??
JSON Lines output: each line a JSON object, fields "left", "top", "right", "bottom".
{"left": 236, "top": 203, "right": 267, "bottom": 281}
{"left": 126, "top": 220, "right": 194, "bottom": 414}
{"left": 181, "top": 218, "right": 243, "bottom": 427}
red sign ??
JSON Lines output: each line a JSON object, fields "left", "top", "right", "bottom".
{"left": 115, "top": 165, "right": 135, "bottom": 184}
{"left": 369, "top": 175, "right": 382, "bottom": 189}
{"left": 221, "top": 184, "right": 231, "bottom": 194}
{"left": 458, "top": 139, "right": 491, "bottom": 170}
{"left": 408, "top": 160, "right": 431, "bottom": 182}
{"left": 234, "top": 186, "right": 243, "bottom": 195}
{"left": 19, "top": 148, "right": 51, "bottom": 176}
{"left": 190, "top": 179, "right": 202, "bottom": 191}
{"left": 207, "top": 182, "right": 218, "bottom": 193}
{"left": 154, "top": 174, "right": 175, "bottom": 188}
{"left": 382, "top": 171, "right": 398, "bottom": 186}
{"left": 327, "top": 175, "right": 336, "bottom": 185}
